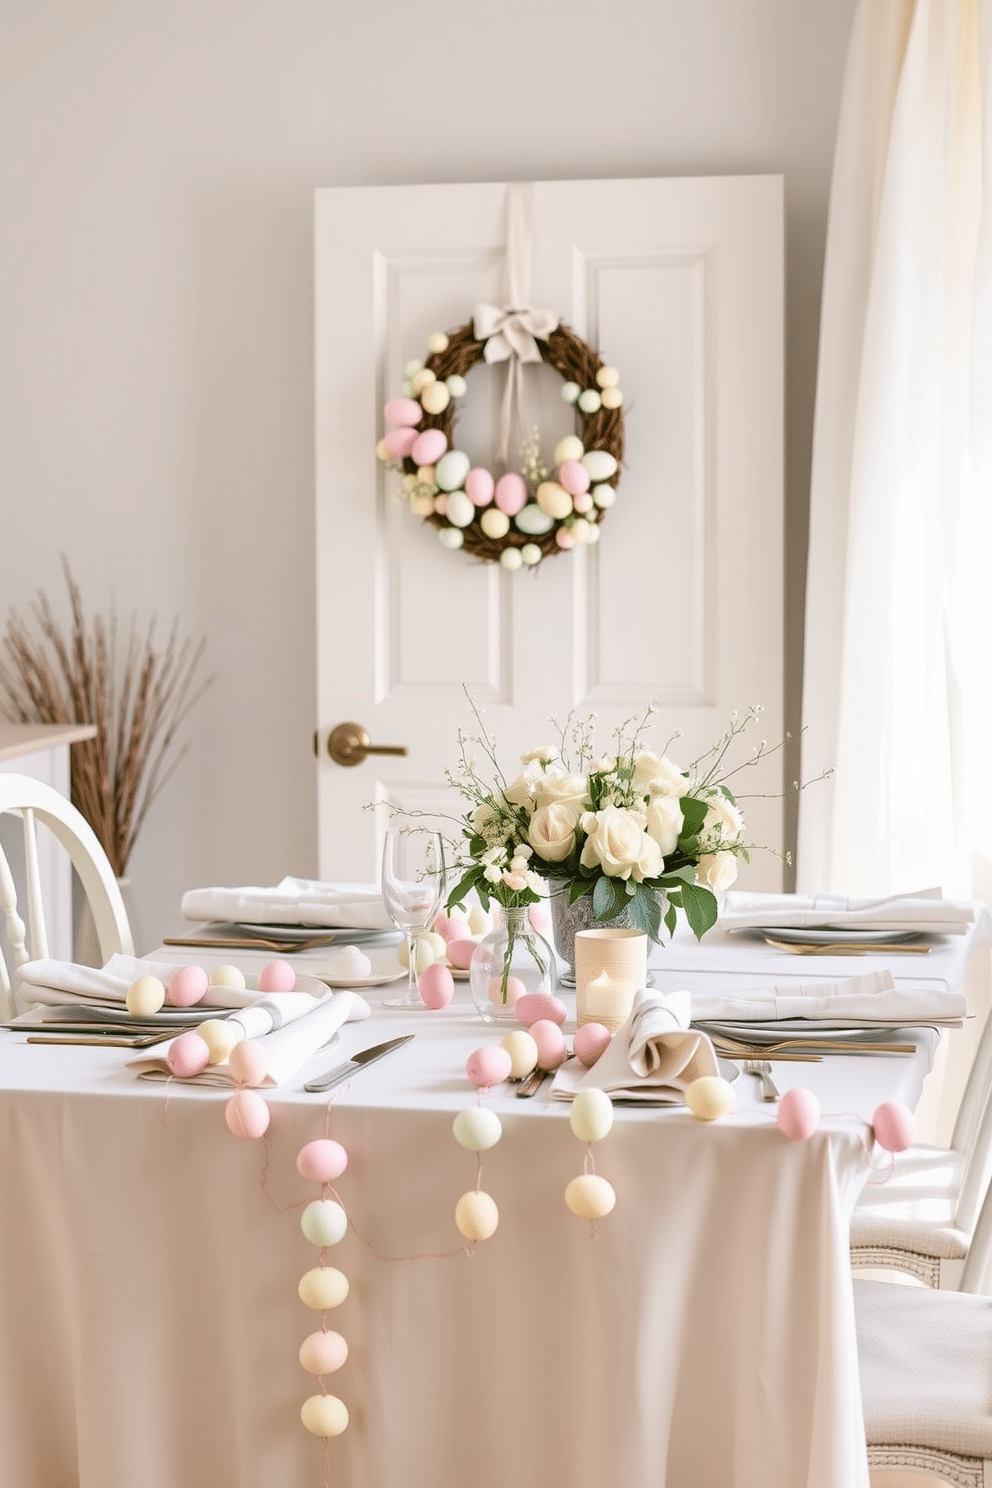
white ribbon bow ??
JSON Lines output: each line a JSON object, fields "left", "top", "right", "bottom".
{"left": 472, "top": 302, "right": 559, "bottom": 470}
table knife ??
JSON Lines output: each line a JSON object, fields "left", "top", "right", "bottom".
{"left": 304, "top": 1034, "right": 414, "bottom": 1093}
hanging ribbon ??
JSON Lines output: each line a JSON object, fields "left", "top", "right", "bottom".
{"left": 472, "top": 182, "right": 558, "bottom": 471}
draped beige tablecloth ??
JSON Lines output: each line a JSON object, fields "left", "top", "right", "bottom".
{"left": 0, "top": 908, "right": 979, "bottom": 1488}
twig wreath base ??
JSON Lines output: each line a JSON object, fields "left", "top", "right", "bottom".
{"left": 376, "top": 320, "right": 626, "bottom": 568}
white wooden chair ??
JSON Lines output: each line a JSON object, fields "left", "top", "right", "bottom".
{"left": 0, "top": 773, "right": 133, "bottom": 1020}
{"left": 851, "top": 1011, "right": 992, "bottom": 1288}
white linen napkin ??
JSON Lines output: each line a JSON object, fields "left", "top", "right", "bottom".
{"left": 719, "top": 889, "right": 974, "bottom": 936}
{"left": 688, "top": 967, "right": 966, "bottom": 1025}
{"left": 14, "top": 954, "right": 268, "bottom": 1009}
{"left": 551, "top": 988, "right": 720, "bottom": 1104}
{"left": 129, "top": 987, "right": 371, "bottom": 1087}
{"left": 180, "top": 877, "right": 392, "bottom": 930}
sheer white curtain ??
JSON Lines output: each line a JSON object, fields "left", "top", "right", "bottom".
{"left": 798, "top": 0, "right": 992, "bottom": 900}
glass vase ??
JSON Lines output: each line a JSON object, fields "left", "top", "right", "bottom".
{"left": 469, "top": 907, "right": 558, "bottom": 1024}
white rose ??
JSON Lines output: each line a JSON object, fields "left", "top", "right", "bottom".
{"left": 503, "top": 774, "right": 536, "bottom": 811}
{"left": 702, "top": 791, "right": 744, "bottom": 846}
{"left": 528, "top": 803, "right": 580, "bottom": 863}
{"left": 645, "top": 794, "right": 684, "bottom": 856}
{"left": 532, "top": 770, "right": 589, "bottom": 812}
{"left": 697, "top": 850, "right": 739, "bottom": 892}
{"left": 521, "top": 745, "right": 558, "bottom": 765}
{"left": 579, "top": 806, "right": 661, "bottom": 882}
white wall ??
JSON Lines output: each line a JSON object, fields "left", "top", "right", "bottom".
{"left": 0, "top": 0, "right": 855, "bottom": 949}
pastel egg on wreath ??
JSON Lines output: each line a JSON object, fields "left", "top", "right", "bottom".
{"left": 445, "top": 373, "right": 467, "bottom": 397}
{"left": 400, "top": 380, "right": 414, "bottom": 397}
{"left": 499, "top": 1029, "right": 539, "bottom": 1079}
{"left": 572, "top": 491, "right": 594, "bottom": 515}
{"left": 419, "top": 961, "right": 455, "bottom": 1010}
{"left": 415, "top": 464, "right": 437, "bottom": 484}
{"left": 560, "top": 381, "right": 581, "bottom": 405}
{"left": 445, "top": 490, "right": 476, "bottom": 529}
{"left": 515, "top": 991, "right": 567, "bottom": 1029}
{"left": 410, "top": 428, "right": 448, "bottom": 466}
{"left": 595, "top": 364, "right": 620, "bottom": 388}
{"left": 556, "top": 459, "right": 591, "bottom": 497}
{"left": 297, "top": 1137, "right": 348, "bottom": 1183}
{"left": 554, "top": 435, "right": 585, "bottom": 464}
{"left": 585, "top": 523, "right": 601, "bottom": 544}
{"left": 228, "top": 1038, "right": 269, "bottom": 1088}
{"left": 455, "top": 1190, "right": 499, "bottom": 1241}
{"left": 494, "top": 471, "right": 528, "bottom": 516}
{"left": 521, "top": 544, "right": 542, "bottom": 567}
{"left": 167, "top": 1030, "right": 210, "bottom": 1078}
{"left": 582, "top": 449, "right": 619, "bottom": 482}
{"left": 420, "top": 379, "right": 450, "bottom": 415}
{"left": 426, "top": 330, "right": 449, "bottom": 354}
{"left": 530, "top": 1018, "right": 568, "bottom": 1070}
{"left": 410, "top": 493, "right": 436, "bottom": 518}
{"left": 488, "top": 973, "right": 526, "bottom": 1008}
{"left": 565, "top": 1173, "right": 616, "bottom": 1219}
{"left": 381, "top": 427, "right": 417, "bottom": 461}
{"left": 199, "top": 1018, "right": 241, "bottom": 1065}
{"left": 536, "top": 481, "right": 573, "bottom": 520}
{"left": 259, "top": 958, "right": 296, "bottom": 994}
{"left": 384, "top": 396, "right": 423, "bottom": 427}
{"left": 402, "top": 472, "right": 418, "bottom": 490}
{"left": 453, "top": 1106, "right": 503, "bottom": 1151}
{"left": 301, "top": 1395, "right": 349, "bottom": 1439}
{"left": 465, "top": 467, "right": 495, "bottom": 507}
{"left": 480, "top": 507, "right": 511, "bottom": 540}
{"left": 571, "top": 518, "right": 593, "bottom": 544}
{"left": 600, "top": 386, "right": 624, "bottom": 410}
{"left": 577, "top": 388, "right": 602, "bottom": 414}
{"left": 465, "top": 1045, "right": 513, "bottom": 1089}
{"left": 500, "top": 548, "right": 524, "bottom": 571}
{"left": 298, "top": 1265, "right": 349, "bottom": 1310}
{"left": 555, "top": 529, "right": 576, "bottom": 550}
{"left": 446, "top": 936, "right": 476, "bottom": 971}
{"left": 872, "top": 1100, "right": 915, "bottom": 1153}
{"left": 375, "top": 439, "right": 391, "bottom": 462}
{"left": 777, "top": 1087, "right": 821, "bottom": 1142}
{"left": 301, "top": 1198, "right": 348, "bottom": 1247}
{"left": 515, "top": 504, "right": 555, "bottom": 536}
{"left": 574, "top": 1022, "right": 612, "bottom": 1068}
{"left": 411, "top": 366, "right": 436, "bottom": 393}
{"left": 685, "top": 1075, "right": 736, "bottom": 1122}
{"left": 126, "top": 974, "right": 165, "bottom": 1018}
{"left": 435, "top": 449, "right": 471, "bottom": 493}
{"left": 167, "top": 964, "right": 208, "bottom": 1008}
{"left": 209, "top": 964, "right": 246, "bottom": 991}
{"left": 299, "top": 1329, "right": 349, "bottom": 1376}
{"left": 404, "top": 357, "right": 424, "bottom": 378}
{"left": 569, "top": 1087, "right": 615, "bottom": 1143}
{"left": 225, "top": 1088, "right": 271, "bottom": 1140}
{"left": 592, "top": 482, "right": 617, "bottom": 509}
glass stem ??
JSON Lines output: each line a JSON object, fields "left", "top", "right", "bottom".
{"left": 405, "top": 932, "right": 418, "bottom": 1000}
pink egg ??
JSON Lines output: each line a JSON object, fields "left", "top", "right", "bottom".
{"left": 228, "top": 1039, "right": 269, "bottom": 1087}
{"left": 516, "top": 992, "right": 567, "bottom": 1028}
{"left": 225, "top": 1089, "right": 271, "bottom": 1140}
{"left": 873, "top": 1101, "right": 916, "bottom": 1153}
{"left": 299, "top": 1329, "right": 348, "bottom": 1375}
{"left": 434, "top": 913, "right": 470, "bottom": 944}
{"left": 557, "top": 459, "right": 591, "bottom": 496}
{"left": 297, "top": 1138, "right": 348, "bottom": 1183}
{"left": 383, "top": 426, "right": 418, "bottom": 460}
{"left": 488, "top": 974, "right": 526, "bottom": 1009}
{"left": 574, "top": 1022, "right": 612, "bottom": 1068}
{"left": 167, "top": 964, "right": 208, "bottom": 1008}
{"left": 447, "top": 937, "right": 476, "bottom": 971}
{"left": 166, "top": 1030, "right": 210, "bottom": 1078}
{"left": 465, "top": 467, "right": 495, "bottom": 506}
{"left": 466, "top": 1046, "right": 513, "bottom": 1089}
{"left": 530, "top": 1018, "right": 568, "bottom": 1071}
{"left": 529, "top": 903, "right": 551, "bottom": 934}
{"left": 384, "top": 397, "right": 423, "bottom": 427}
{"left": 259, "top": 959, "right": 296, "bottom": 993}
{"left": 410, "top": 428, "right": 448, "bottom": 466}
{"left": 555, "top": 529, "right": 576, "bottom": 549}
{"left": 777, "top": 1087, "right": 821, "bottom": 1141}
{"left": 419, "top": 962, "right": 455, "bottom": 1010}
{"left": 494, "top": 472, "right": 527, "bottom": 515}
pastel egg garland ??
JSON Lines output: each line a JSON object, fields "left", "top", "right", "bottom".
{"left": 376, "top": 320, "right": 625, "bottom": 568}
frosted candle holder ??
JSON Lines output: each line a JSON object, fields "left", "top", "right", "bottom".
{"left": 574, "top": 928, "right": 648, "bottom": 1031}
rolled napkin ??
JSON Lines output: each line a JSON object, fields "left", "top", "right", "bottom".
{"left": 551, "top": 988, "right": 719, "bottom": 1105}
{"left": 688, "top": 967, "right": 966, "bottom": 1026}
{"left": 129, "top": 987, "right": 371, "bottom": 1087}
{"left": 720, "top": 889, "right": 974, "bottom": 936}
{"left": 14, "top": 954, "right": 271, "bottom": 1010}
{"left": 180, "top": 876, "right": 392, "bottom": 930}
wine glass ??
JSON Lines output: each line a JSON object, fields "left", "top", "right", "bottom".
{"left": 380, "top": 826, "right": 446, "bottom": 1008}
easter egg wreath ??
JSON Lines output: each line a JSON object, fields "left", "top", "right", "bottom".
{"left": 375, "top": 318, "right": 626, "bottom": 570}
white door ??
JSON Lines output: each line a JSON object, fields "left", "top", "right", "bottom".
{"left": 315, "top": 177, "right": 784, "bottom": 889}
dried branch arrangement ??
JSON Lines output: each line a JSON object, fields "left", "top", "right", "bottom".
{"left": 0, "top": 558, "right": 212, "bottom": 876}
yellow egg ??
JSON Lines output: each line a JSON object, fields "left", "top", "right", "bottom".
{"left": 397, "top": 936, "right": 437, "bottom": 973}
{"left": 499, "top": 548, "right": 523, "bottom": 571}
{"left": 565, "top": 1173, "right": 616, "bottom": 1219}
{"left": 298, "top": 1266, "right": 349, "bottom": 1310}
{"left": 426, "top": 331, "right": 449, "bottom": 354}
{"left": 375, "top": 439, "right": 391, "bottom": 462}
{"left": 467, "top": 905, "right": 492, "bottom": 936}
{"left": 480, "top": 507, "right": 510, "bottom": 539}
{"left": 554, "top": 436, "right": 584, "bottom": 463}
{"left": 411, "top": 367, "right": 436, "bottom": 393}
{"left": 454, "top": 1190, "right": 499, "bottom": 1241}
{"left": 569, "top": 1088, "right": 614, "bottom": 1143}
{"left": 499, "top": 1030, "right": 538, "bottom": 1079}
{"left": 126, "top": 975, "right": 165, "bottom": 1017}
{"left": 301, "top": 1394, "right": 349, "bottom": 1438}
{"left": 600, "top": 386, "right": 624, "bottom": 409}
{"left": 452, "top": 1107, "right": 503, "bottom": 1151}
{"left": 198, "top": 1018, "right": 241, "bottom": 1064}
{"left": 409, "top": 493, "right": 434, "bottom": 518}
{"left": 685, "top": 1075, "right": 736, "bottom": 1122}
{"left": 535, "top": 481, "right": 573, "bottom": 520}
{"left": 208, "top": 964, "right": 246, "bottom": 990}
{"left": 420, "top": 380, "right": 450, "bottom": 414}
{"left": 595, "top": 364, "right": 620, "bottom": 388}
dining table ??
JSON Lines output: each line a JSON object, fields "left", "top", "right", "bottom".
{"left": 0, "top": 898, "right": 985, "bottom": 1488}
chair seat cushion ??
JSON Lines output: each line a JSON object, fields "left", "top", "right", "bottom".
{"left": 855, "top": 1277, "right": 992, "bottom": 1457}
{"left": 850, "top": 1147, "right": 967, "bottom": 1258}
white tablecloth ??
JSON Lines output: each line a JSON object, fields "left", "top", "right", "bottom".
{"left": 0, "top": 905, "right": 982, "bottom": 1488}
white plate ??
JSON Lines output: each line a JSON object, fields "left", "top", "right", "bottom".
{"left": 236, "top": 922, "right": 393, "bottom": 944}
{"left": 314, "top": 968, "right": 408, "bottom": 990}
{"left": 760, "top": 926, "right": 926, "bottom": 946}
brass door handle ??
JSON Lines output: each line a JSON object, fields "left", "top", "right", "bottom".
{"left": 325, "top": 722, "right": 408, "bottom": 768}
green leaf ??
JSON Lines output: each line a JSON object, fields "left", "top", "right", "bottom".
{"left": 446, "top": 867, "right": 482, "bottom": 909}
{"left": 629, "top": 885, "right": 665, "bottom": 942}
{"left": 592, "top": 875, "right": 628, "bottom": 922}
{"left": 679, "top": 796, "right": 709, "bottom": 836}
{"left": 568, "top": 878, "right": 593, "bottom": 906}
{"left": 664, "top": 901, "right": 678, "bottom": 938}
{"left": 679, "top": 881, "right": 719, "bottom": 940}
